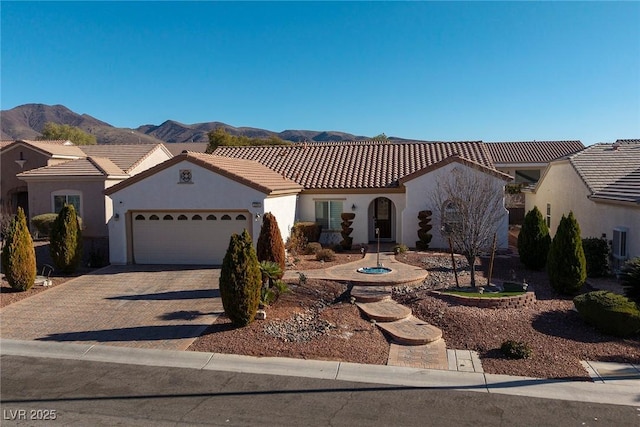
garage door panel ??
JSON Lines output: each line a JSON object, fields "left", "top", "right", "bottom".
{"left": 132, "top": 212, "right": 250, "bottom": 265}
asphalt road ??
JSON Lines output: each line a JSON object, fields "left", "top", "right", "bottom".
{"left": 1, "top": 356, "right": 637, "bottom": 426}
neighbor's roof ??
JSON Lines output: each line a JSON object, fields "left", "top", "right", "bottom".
{"left": 80, "top": 144, "right": 171, "bottom": 173}
{"left": 162, "top": 142, "right": 208, "bottom": 156}
{"left": 486, "top": 140, "right": 584, "bottom": 164}
{"left": 105, "top": 152, "right": 303, "bottom": 196}
{"left": 0, "top": 139, "right": 86, "bottom": 158}
{"left": 18, "top": 157, "right": 127, "bottom": 179}
{"left": 214, "top": 140, "right": 495, "bottom": 189}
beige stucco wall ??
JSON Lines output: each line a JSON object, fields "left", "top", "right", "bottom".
{"left": 1, "top": 145, "right": 51, "bottom": 209}
{"left": 403, "top": 162, "right": 509, "bottom": 251}
{"left": 23, "top": 178, "right": 110, "bottom": 238}
{"left": 525, "top": 161, "right": 640, "bottom": 259}
{"left": 263, "top": 194, "right": 298, "bottom": 243}
{"left": 107, "top": 160, "right": 279, "bottom": 264}
{"left": 128, "top": 147, "right": 172, "bottom": 175}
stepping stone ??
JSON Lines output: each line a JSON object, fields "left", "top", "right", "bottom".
{"left": 351, "top": 285, "right": 392, "bottom": 302}
{"left": 376, "top": 315, "right": 442, "bottom": 345}
{"left": 356, "top": 300, "right": 411, "bottom": 322}
{"left": 387, "top": 339, "right": 448, "bottom": 370}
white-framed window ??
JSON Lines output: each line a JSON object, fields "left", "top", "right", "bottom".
{"left": 612, "top": 227, "right": 629, "bottom": 260}
{"left": 546, "top": 203, "right": 551, "bottom": 228}
{"left": 441, "top": 200, "right": 461, "bottom": 234}
{"left": 52, "top": 191, "right": 81, "bottom": 217}
{"left": 315, "top": 200, "right": 343, "bottom": 231}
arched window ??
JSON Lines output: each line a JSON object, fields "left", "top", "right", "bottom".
{"left": 192, "top": 214, "right": 202, "bottom": 220}
{"left": 206, "top": 214, "right": 217, "bottom": 220}
{"left": 178, "top": 214, "right": 188, "bottom": 221}
{"left": 236, "top": 214, "right": 247, "bottom": 220}
{"left": 149, "top": 215, "right": 159, "bottom": 220}
{"left": 442, "top": 200, "right": 461, "bottom": 234}
{"left": 163, "top": 215, "right": 174, "bottom": 220}
{"left": 135, "top": 214, "right": 145, "bottom": 220}
{"left": 221, "top": 214, "right": 231, "bottom": 220}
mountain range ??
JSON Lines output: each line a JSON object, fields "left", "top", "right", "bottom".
{"left": 0, "top": 104, "right": 374, "bottom": 145}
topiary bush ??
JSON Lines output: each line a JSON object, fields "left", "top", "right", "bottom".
{"left": 49, "top": 205, "right": 83, "bottom": 274}
{"left": 219, "top": 229, "right": 262, "bottom": 326}
{"left": 416, "top": 210, "right": 433, "bottom": 250}
{"left": 315, "top": 248, "right": 336, "bottom": 262}
{"left": 340, "top": 212, "right": 355, "bottom": 250}
{"left": 621, "top": 257, "right": 640, "bottom": 304}
{"left": 573, "top": 291, "right": 640, "bottom": 337}
{"left": 1, "top": 208, "right": 36, "bottom": 291}
{"left": 547, "top": 212, "right": 586, "bottom": 295}
{"left": 582, "top": 237, "right": 610, "bottom": 278}
{"left": 517, "top": 206, "right": 551, "bottom": 270}
{"left": 31, "top": 213, "right": 83, "bottom": 239}
{"left": 256, "top": 212, "right": 286, "bottom": 278}
{"left": 500, "top": 340, "right": 532, "bottom": 359}
{"left": 393, "top": 243, "right": 409, "bottom": 254}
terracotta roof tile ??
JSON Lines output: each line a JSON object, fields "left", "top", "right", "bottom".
{"left": 80, "top": 144, "right": 170, "bottom": 173}
{"left": 1, "top": 139, "right": 85, "bottom": 157}
{"left": 18, "top": 157, "right": 126, "bottom": 178}
{"left": 214, "top": 140, "right": 494, "bottom": 189}
{"left": 486, "top": 140, "right": 584, "bottom": 164}
{"left": 162, "top": 142, "right": 208, "bottom": 156}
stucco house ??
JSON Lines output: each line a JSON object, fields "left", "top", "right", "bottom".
{"left": 106, "top": 141, "right": 511, "bottom": 265}
{"left": 0, "top": 140, "right": 172, "bottom": 238}
{"left": 524, "top": 139, "right": 640, "bottom": 269}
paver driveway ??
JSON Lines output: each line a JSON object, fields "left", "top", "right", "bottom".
{"left": 0, "top": 265, "right": 223, "bottom": 350}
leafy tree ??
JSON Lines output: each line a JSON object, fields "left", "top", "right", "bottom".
{"left": 547, "top": 212, "right": 587, "bottom": 295}
{"left": 219, "top": 229, "right": 262, "bottom": 326}
{"left": 39, "top": 122, "right": 97, "bottom": 145}
{"left": 1, "top": 208, "right": 36, "bottom": 291}
{"left": 206, "top": 127, "right": 290, "bottom": 153}
{"left": 49, "top": 204, "right": 83, "bottom": 274}
{"left": 431, "top": 167, "right": 507, "bottom": 287}
{"left": 621, "top": 257, "right": 640, "bottom": 304}
{"left": 256, "top": 212, "right": 286, "bottom": 277}
{"left": 517, "top": 206, "right": 551, "bottom": 270}
{"left": 372, "top": 133, "right": 388, "bottom": 141}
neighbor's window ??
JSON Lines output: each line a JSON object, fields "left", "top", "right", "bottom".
{"left": 52, "top": 192, "right": 81, "bottom": 215}
{"left": 315, "top": 200, "right": 343, "bottom": 231}
{"left": 442, "top": 200, "right": 461, "bottom": 234}
{"left": 546, "top": 203, "right": 551, "bottom": 228}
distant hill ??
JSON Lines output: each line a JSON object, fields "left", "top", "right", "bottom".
{"left": 1, "top": 103, "right": 372, "bottom": 144}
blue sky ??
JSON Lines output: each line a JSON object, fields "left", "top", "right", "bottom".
{"left": 2, "top": 1, "right": 639, "bottom": 144}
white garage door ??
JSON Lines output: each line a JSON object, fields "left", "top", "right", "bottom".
{"left": 132, "top": 211, "right": 251, "bottom": 265}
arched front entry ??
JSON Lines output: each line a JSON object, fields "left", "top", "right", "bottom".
{"left": 368, "top": 197, "right": 395, "bottom": 242}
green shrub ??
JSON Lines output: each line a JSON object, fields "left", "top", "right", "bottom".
{"left": 285, "top": 226, "right": 307, "bottom": 255}
{"left": 547, "top": 212, "right": 586, "bottom": 295}
{"left": 1, "top": 208, "right": 36, "bottom": 291}
{"left": 621, "top": 258, "right": 640, "bottom": 304}
{"left": 518, "top": 206, "right": 551, "bottom": 270}
{"left": 292, "top": 222, "right": 322, "bottom": 243}
{"left": 340, "top": 212, "right": 355, "bottom": 250}
{"left": 304, "top": 242, "right": 323, "bottom": 255}
{"left": 219, "top": 229, "right": 262, "bottom": 326}
{"left": 49, "top": 205, "right": 83, "bottom": 274}
{"left": 316, "top": 248, "right": 336, "bottom": 262}
{"left": 582, "top": 237, "right": 610, "bottom": 278}
{"left": 500, "top": 340, "right": 532, "bottom": 359}
{"left": 416, "top": 210, "right": 433, "bottom": 250}
{"left": 573, "top": 291, "right": 640, "bottom": 337}
{"left": 256, "top": 212, "right": 286, "bottom": 278}
{"left": 393, "top": 244, "right": 409, "bottom": 254}
{"left": 32, "top": 213, "right": 83, "bottom": 238}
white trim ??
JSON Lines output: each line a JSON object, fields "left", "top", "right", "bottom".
{"left": 51, "top": 190, "right": 83, "bottom": 219}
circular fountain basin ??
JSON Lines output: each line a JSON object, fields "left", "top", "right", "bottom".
{"left": 357, "top": 266, "right": 392, "bottom": 275}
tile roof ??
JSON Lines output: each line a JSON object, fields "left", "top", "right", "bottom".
{"left": 80, "top": 144, "right": 170, "bottom": 173}
{"left": 105, "top": 152, "right": 303, "bottom": 196}
{"left": 214, "top": 140, "right": 494, "bottom": 189}
{"left": 18, "top": 157, "right": 126, "bottom": 178}
{"left": 162, "top": 142, "right": 208, "bottom": 156}
{"left": 1, "top": 139, "right": 86, "bottom": 157}
{"left": 567, "top": 140, "right": 640, "bottom": 204}
{"left": 486, "top": 140, "right": 584, "bottom": 164}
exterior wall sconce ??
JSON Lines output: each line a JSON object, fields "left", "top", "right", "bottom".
{"left": 351, "top": 204, "right": 357, "bottom": 211}
{"left": 255, "top": 213, "right": 261, "bottom": 221}
{"left": 114, "top": 213, "right": 120, "bottom": 221}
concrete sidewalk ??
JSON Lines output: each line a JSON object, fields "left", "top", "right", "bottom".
{"left": 2, "top": 339, "right": 638, "bottom": 408}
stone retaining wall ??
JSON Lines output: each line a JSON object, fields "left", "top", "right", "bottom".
{"left": 430, "top": 290, "right": 536, "bottom": 309}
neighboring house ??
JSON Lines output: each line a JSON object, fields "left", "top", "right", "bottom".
{"left": 106, "top": 141, "right": 511, "bottom": 265}
{"left": 524, "top": 139, "right": 640, "bottom": 268}
{"left": 2, "top": 141, "right": 173, "bottom": 238}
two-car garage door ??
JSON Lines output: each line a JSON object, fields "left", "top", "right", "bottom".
{"left": 132, "top": 211, "right": 251, "bottom": 265}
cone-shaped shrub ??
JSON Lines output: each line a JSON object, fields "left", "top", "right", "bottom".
{"left": 416, "top": 210, "right": 433, "bottom": 250}
{"left": 219, "top": 229, "right": 262, "bottom": 326}
{"left": 1, "top": 208, "right": 36, "bottom": 291}
{"left": 256, "top": 212, "right": 286, "bottom": 278}
{"left": 547, "top": 212, "right": 586, "bottom": 295}
{"left": 49, "top": 204, "right": 83, "bottom": 274}
{"left": 518, "top": 206, "right": 551, "bottom": 270}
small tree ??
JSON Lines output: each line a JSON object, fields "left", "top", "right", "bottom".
{"left": 256, "top": 212, "right": 286, "bottom": 278}
{"left": 518, "top": 206, "right": 551, "bottom": 270}
{"left": 430, "top": 166, "right": 507, "bottom": 287}
{"left": 39, "top": 122, "right": 97, "bottom": 145}
{"left": 547, "top": 212, "right": 587, "bottom": 295}
{"left": 49, "top": 205, "right": 83, "bottom": 274}
{"left": 219, "top": 229, "right": 262, "bottom": 326}
{"left": 621, "top": 257, "right": 640, "bottom": 304}
{"left": 1, "top": 208, "right": 36, "bottom": 291}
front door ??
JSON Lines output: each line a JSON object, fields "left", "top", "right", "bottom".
{"left": 374, "top": 197, "right": 392, "bottom": 239}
